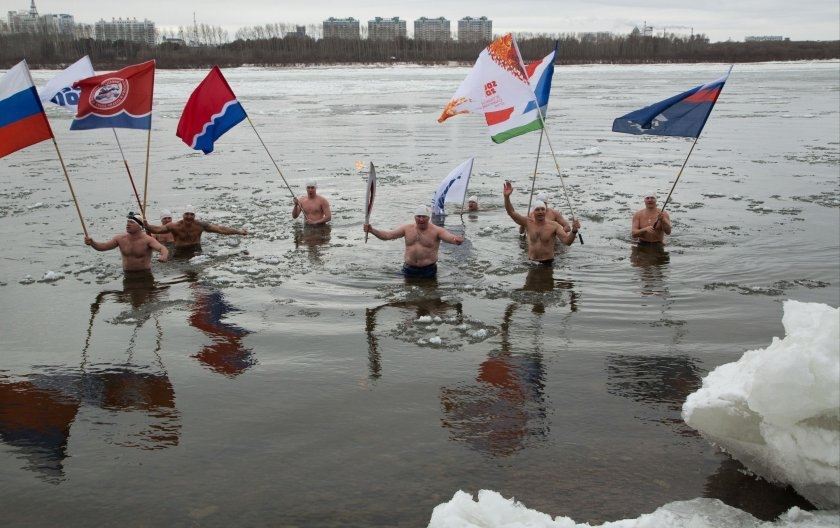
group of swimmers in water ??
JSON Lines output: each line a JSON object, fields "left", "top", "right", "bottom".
{"left": 84, "top": 177, "right": 672, "bottom": 280}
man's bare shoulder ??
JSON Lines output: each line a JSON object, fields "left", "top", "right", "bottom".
{"left": 317, "top": 195, "right": 330, "bottom": 204}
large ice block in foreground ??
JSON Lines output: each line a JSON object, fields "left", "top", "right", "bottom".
{"left": 683, "top": 300, "right": 840, "bottom": 509}
{"left": 428, "top": 489, "right": 838, "bottom": 527}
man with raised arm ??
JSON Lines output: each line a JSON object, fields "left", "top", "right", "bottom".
{"left": 145, "top": 205, "right": 247, "bottom": 254}
{"left": 520, "top": 192, "right": 571, "bottom": 235}
{"left": 85, "top": 212, "right": 169, "bottom": 272}
{"left": 363, "top": 205, "right": 464, "bottom": 279}
{"left": 504, "top": 181, "right": 580, "bottom": 266}
{"left": 292, "top": 180, "right": 331, "bottom": 226}
{"left": 631, "top": 191, "right": 671, "bottom": 244}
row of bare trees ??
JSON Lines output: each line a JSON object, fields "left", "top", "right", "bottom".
{"left": 2, "top": 32, "right": 837, "bottom": 69}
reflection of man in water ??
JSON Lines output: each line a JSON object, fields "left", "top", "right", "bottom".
{"left": 152, "top": 210, "right": 175, "bottom": 244}
{"left": 84, "top": 212, "right": 169, "bottom": 272}
{"left": 292, "top": 180, "right": 332, "bottom": 226}
{"left": 503, "top": 182, "right": 580, "bottom": 265}
{"left": 632, "top": 191, "right": 671, "bottom": 244}
{"left": 364, "top": 205, "right": 464, "bottom": 278}
{"left": 145, "top": 205, "right": 247, "bottom": 256}
{"left": 294, "top": 223, "right": 331, "bottom": 264}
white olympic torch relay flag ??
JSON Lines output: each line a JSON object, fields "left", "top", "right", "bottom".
{"left": 438, "top": 34, "right": 543, "bottom": 144}
{"left": 38, "top": 55, "right": 95, "bottom": 111}
{"left": 431, "top": 157, "right": 474, "bottom": 215}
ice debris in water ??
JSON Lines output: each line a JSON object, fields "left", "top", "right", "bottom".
{"left": 41, "top": 271, "right": 63, "bottom": 282}
{"left": 683, "top": 300, "right": 840, "bottom": 509}
{"left": 429, "top": 336, "right": 442, "bottom": 345}
{"left": 433, "top": 316, "right": 443, "bottom": 323}
{"left": 417, "top": 316, "right": 433, "bottom": 324}
{"left": 189, "top": 255, "right": 210, "bottom": 264}
{"left": 428, "top": 489, "right": 840, "bottom": 527}
{"left": 470, "top": 329, "right": 488, "bottom": 339}
{"left": 27, "top": 202, "right": 47, "bottom": 210}
{"left": 19, "top": 274, "right": 34, "bottom": 285}
{"left": 260, "top": 256, "right": 281, "bottom": 265}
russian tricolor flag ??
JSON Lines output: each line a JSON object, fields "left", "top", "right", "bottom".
{"left": 0, "top": 60, "right": 54, "bottom": 159}
{"left": 176, "top": 66, "right": 247, "bottom": 154}
{"left": 524, "top": 46, "right": 556, "bottom": 117}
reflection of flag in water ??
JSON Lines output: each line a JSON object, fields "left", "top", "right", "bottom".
{"left": 438, "top": 34, "right": 545, "bottom": 144}
{"left": 39, "top": 55, "right": 95, "bottom": 112}
{"left": 431, "top": 157, "right": 474, "bottom": 215}
{"left": 189, "top": 289, "right": 254, "bottom": 377}
{"left": 0, "top": 60, "right": 54, "bottom": 159}
{"left": 71, "top": 60, "right": 155, "bottom": 130}
{"left": 176, "top": 66, "right": 247, "bottom": 154}
{"left": 612, "top": 69, "right": 731, "bottom": 138}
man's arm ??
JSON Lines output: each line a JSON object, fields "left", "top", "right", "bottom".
{"left": 502, "top": 182, "right": 528, "bottom": 226}
{"left": 656, "top": 211, "right": 672, "bottom": 235}
{"left": 84, "top": 236, "right": 119, "bottom": 251}
{"left": 145, "top": 222, "right": 171, "bottom": 234}
{"left": 437, "top": 226, "right": 464, "bottom": 245}
{"left": 147, "top": 236, "right": 169, "bottom": 262}
{"left": 201, "top": 221, "right": 247, "bottom": 236}
{"left": 631, "top": 212, "right": 649, "bottom": 238}
{"left": 318, "top": 199, "right": 332, "bottom": 224}
{"left": 364, "top": 224, "right": 405, "bottom": 241}
{"left": 557, "top": 219, "right": 581, "bottom": 246}
{"left": 555, "top": 212, "right": 572, "bottom": 232}
{"left": 292, "top": 197, "right": 303, "bottom": 219}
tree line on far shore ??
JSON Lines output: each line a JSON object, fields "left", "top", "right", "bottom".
{"left": 1, "top": 32, "right": 837, "bottom": 69}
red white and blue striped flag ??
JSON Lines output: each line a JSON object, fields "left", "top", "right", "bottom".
{"left": 0, "top": 60, "right": 54, "bottom": 159}
{"left": 612, "top": 68, "right": 731, "bottom": 138}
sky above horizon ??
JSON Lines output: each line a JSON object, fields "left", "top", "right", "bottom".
{"left": 3, "top": 0, "right": 839, "bottom": 42}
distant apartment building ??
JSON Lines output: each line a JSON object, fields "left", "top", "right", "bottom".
{"left": 293, "top": 25, "right": 306, "bottom": 37}
{"left": 458, "top": 16, "right": 491, "bottom": 42}
{"left": 414, "top": 17, "right": 450, "bottom": 41}
{"left": 745, "top": 35, "right": 787, "bottom": 42}
{"left": 7, "top": 0, "right": 75, "bottom": 34}
{"left": 94, "top": 18, "right": 156, "bottom": 46}
{"left": 368, "top": 17, "right": 406, "bottom": 41}
{"left": 74, "top": 23, "right": 93, "bottom": 39}
{"left": 323, "top": 17, "right": 360, "bottom": 39}
{"left": 0, "top": 19, "right": 9, "bottom": 33}
{"left": 578, "top": 31, "right": 612, "bottom": 41}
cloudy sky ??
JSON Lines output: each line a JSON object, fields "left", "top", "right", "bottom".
{"left": 4, "top": 0, "right": 839, "bottom": 42}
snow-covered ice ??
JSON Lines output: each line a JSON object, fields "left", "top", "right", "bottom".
{"left": 683, "top": 301, "right": 840, "bottom": 509}
{"left": 41, "top": 271, "right": 63, "bottom": 282}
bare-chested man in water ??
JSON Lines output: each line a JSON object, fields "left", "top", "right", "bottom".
{"left": 519, "top": 192, "right": 571, "bottom": 235}
{"left": 504, "top": 182, "right": 580, "bottom": 266}
{"left": 84, "top": 212, "right": 169, "bottom": 271}
{"left": 292, "top": 180, "right": 331, "bottom": 226}
{"left": 363, "top": 205, "right": 464, "bottom": 278}
{"left": 153, "top": 209, "right": 175, "bottom": 244}
{"left": 145, "top": 205, "right": 247, "bottom": 256}
{"left": 631, "top": 191, "right": 671, "bottom": 244}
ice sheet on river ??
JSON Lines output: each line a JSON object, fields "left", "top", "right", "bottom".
{"left": 428, "top": 490, "right": 838, "bottom": 527}
{"left": 683, "top": 301, "right": 840, "bottom": 509}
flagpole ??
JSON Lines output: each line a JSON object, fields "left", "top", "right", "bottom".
{"left": 246, "top": 116, "right": 305, "bottom": 219}
{"left": 512, "top": 37, "right": 583, "bottom": 244}
{"left": 654, "top": 135, "right": 700, "bottom": 228}
{"left": 526, "top": 128, "right": 544, "bottom": 214}
{"left": 51, "top": 137, "right": 89, "bottom": 237}
{"left": 142, "top": 126, "right": 151, "bottom": 218}
{"left": 112, "top": 128, "right": 143, "bottom": 212}
{"left": 459, "top": 159, "right": 474, "bottom": 218}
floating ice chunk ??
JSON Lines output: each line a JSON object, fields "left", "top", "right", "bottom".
{"left": 470, "top": 329, "right": 488, "bottom": 339}
{"left": 27, "top": 202, "right": 47, "bottom": 210}
{"left": 19, "top": 274, "right": 34, "bottom": 285}
{"left": 417, "top": 316, "right": 433, "bottom": 324}
{"left": 189, "top": 255, "right": 210, "bottom": 264}
{"left": 261, "top": 256, "right": 281, "bottom": 265}
{"left": 683, "top": 300, "right": 840, "bottom": 509}
{"left": 558, "top": 146, "right": 601, "bottom": 157}
{"left": 429, "top": 489, "right": 839, "bottom": 527}
{"left": 41, "top": 271, "right": 63, "bottom": 282}
{"left": 456, "top": 324, "right": 468, "bottom": 331}
{"left": 433, "top": 316, "right": 443, "bottom": 323}
{"left": 429, "top": 336, "right": 442, "bottom": 345}
{"left": 417, "top": 339, "right": 426, "bottom": 345}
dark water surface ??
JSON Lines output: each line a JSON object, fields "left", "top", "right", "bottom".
{"left": 1, "top": 62, "right": 838, "bottom": 526}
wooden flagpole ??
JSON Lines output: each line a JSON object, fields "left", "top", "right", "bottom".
{"left": 526, "top": 128, "right": 545, "bottom": 214}
{"left": 112, "top": 128, "right": 143, "bottom": 212}
{"left": 142, "top": 126, "right": 151, "bottom": 218}
{"left": 246, "top": 116, "right": 306, "bottom": 220}
{"left": 654, "top": 135, "right": 700, "bottom": 228}
{"left": 51, "top": 137, "right": 88, "bottom": 237}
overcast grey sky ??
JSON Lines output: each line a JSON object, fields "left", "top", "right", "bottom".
{"left": 4, "top": 0, "right": 839, "bottom": 42}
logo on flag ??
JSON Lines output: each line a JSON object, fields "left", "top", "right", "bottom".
{"left": 438, "top": 34, "right": 550, "bottom": 144}
{"left": 40, "top": 56, "right": 95, "bottom": 112}
{"left": 71, "top": 60, "right": 154, "bottom": 131}
{"left": 0, "top": 60, "right": 54, "bottom": 159}
{"left": 177, "top": 66, "right": 247, "bottom": 154}
{"left": 612, "top": 68, "right": 731, "bottom": 138}
{"left": 431, "top": 158, "right": 474, "bottom": 214}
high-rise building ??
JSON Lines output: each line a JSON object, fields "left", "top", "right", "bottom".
{"left": 94, "top": 18, "right": 156, "bottom": 46}
{"left": 414, "top": 17, "right": 450, "bottom": 41}
{"left": 41, "top": 13, "right": 75, "bottom": 34}
{"left": 458, "top": 16, "right": 492, "bottom": 42}
{"left": 323, "top": 17, "right": 360, "bottom": 39}
{"left": 6, "top": 0, "right": 74, "bottom": 34}
{"left": 368, "top": 17, "right": 406, "bottom": 41}
{"left": 745, "top": 35, "right": 786, "bottom": 42}
{"left": 293, "top": 25, "right": 306, "bottom": 37}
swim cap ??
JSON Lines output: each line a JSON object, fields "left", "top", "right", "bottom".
{"left": 532, "top": 200, "right": 547, "bottom": 210}
{"left": 184, "top": 204, "right": 196, "bottom": 214}
{"left": 306, "top": 179, "right": 317, "bottom": 188}
{"left": 468, "top": 195, "right": 478, "bottom": 202}
{"left": 414, "top": 205, "right": 430, "bottom": 217}
{"left": 643, "top": 191, "right": 657, "bottom": 199}
{"left": 536, "top": 192, "right": 548, "bottom": 202}
{"left": 160, "top": 209, "right": 172, "bottom": 220}
{"left": 127, "top": 212, "right": 145, "bottom": 226}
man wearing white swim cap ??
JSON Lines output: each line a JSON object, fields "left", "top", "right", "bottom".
{"left": 520, "top": 191, "right": 571, "bottom": 236}
{"left": 84, "top": 211, "right": 169, "bottom": 272}
{"left": 503, "top": 181, "right": 581, "bottom": 266}
{"left": 145, "top": 204, "right": 248, "bottom": 257}
{"left": 153, "top": 209, "right": 175, "bottom": 244}
{"left": 632, "top": 191, "right": 671, "bottom": 244}
{"left": 467, "top": 195, "right": 479, "bottom": 212}
{"left": 363, "top": 204, "right": 464, "bottom": 278}
{"left": 292, "top": 179, "right": 332, "bottom": 226}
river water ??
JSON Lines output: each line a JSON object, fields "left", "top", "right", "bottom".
{"left": 1, "top": 61, "right": 838, "bottom": 526}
